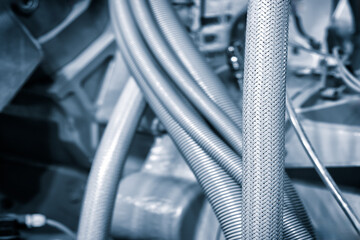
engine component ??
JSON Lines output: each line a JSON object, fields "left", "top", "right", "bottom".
{"left": 111, "top": 172, "right": 204, "bottom": 240}
{"left": 1, "top": 0, "right": 360, "bottom": 239}
{"left": 0, "top": 3, "right": 42, "bottom": 111}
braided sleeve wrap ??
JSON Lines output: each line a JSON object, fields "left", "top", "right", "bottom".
{"left": 242, "top": 0, "right": 290, "bottom": 239}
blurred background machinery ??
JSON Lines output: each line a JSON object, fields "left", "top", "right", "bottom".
{"left": 0, "top": 0, "right": 360, "bottom": 239}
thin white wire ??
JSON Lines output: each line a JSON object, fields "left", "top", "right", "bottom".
{"left": 288, "top": 42, "right": 334, "bottom": 59}
{"left": 333, "top": 47, "right": 360, "bottom": 90}
{"left": 289, "top": 42, "right": 360, "bottom": 93}
{"left": 286, "top": 95, "right": 360, "bottom": 236}
{"left": 46, "top": 218, "right": 76, "bottom": 239}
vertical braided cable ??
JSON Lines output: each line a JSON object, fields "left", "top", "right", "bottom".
{"left": 242, "top": 0, "right": 290, "bottom": 239}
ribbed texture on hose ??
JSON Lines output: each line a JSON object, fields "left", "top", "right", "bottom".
{"left": 147, "top": 2, "right": 315, "bottom": 239}
{"left": 283, "top": 176, "right": 316, "bottom": 239}
{"left": 77, "top": 78, "right": 145, "bottom": 240}
{"left": 148, "top": 0, "right": 242, "bottom": 128}
{"left": 242, "top": 0, "right": 290, "bottom": 239}
{"left": 113, "top": 0, "right": 243, "bottom": 185}
{"left": 109, "top": 2, "right": 243, "bottom": 238}
{"left": 130, "top": 0, "right": 243, "bottom": 155}
{"left": 109, "top": 1, "right": 315, "bottom": 240}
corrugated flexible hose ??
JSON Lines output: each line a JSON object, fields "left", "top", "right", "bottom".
{"left": 109, "top": 2, "right": 243, "bottom": 238}
{"left": 113, "top": 0, "right": 245, "bottom": 186}
{"left": 139, "top": 0, "right": 314, "bottom": 239}
{"left": 243, "top": 0, "right": 289, "bottom": 239}
{"left": 78, "top": 0, "right": 315, "bottom": 239}
{"left": 148, "top": 0, "right": 243, "bottom": 128}
{"left": 130, "top": 0, "right": 244, "bottom": 156}
{"left": 77, "top": 77, "right": 145, "bottom": 240}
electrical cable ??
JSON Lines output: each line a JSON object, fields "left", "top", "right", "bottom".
{"left": 333, "top": 47, "right": 360, "bottom": 93}
{"left": 286, "top": 94, "right": 360, "bottom": 236}
{"left": 123, "top": 0, "right": 314, "bottom": 239}
{"left": 289, "top": 42, "right": 360, "bottom": 93}
{"left": 288, "top": 42, "right": 333, "bottom": 59}
{"left": 46, "top": 218, "right": 76, "bottom": 240}
{"left": 13, "top": 214, "right": 76, "bottom": 240}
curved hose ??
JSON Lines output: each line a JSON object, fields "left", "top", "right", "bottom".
{"left": 333, "top": 47, "right": 360, "bottom": 93}
{"left": 115, "top": 0, "right": 314, "bottom": 239}
{"left": 130, "top": 0, "right": 244, "bottom": 154}
{"left": 286, "top": 95, "right": 360, "bottom": 235}
{"left": 283, "top": 177, "right": 316, "bottom": 239}
{"left": 109, "top": 3, "right": 243, "bottom": 238}
{"left": 77, "top": 77, "right": 146, "bottom": 240}
{"left": 109, "top": 0, "right": 314, "bottom": 239}
{"left": 46, "top": 218, "right": 76, "bottom": 240}
{"left": 148, "top": 0, "right": 243, "bottom": 128}
{"left": 113, "top": 0, "right": 244, "bottom": 184}
{"left": 242, "top": 0, "right": 290, "bottom": 238}
{"left": 289, "top": 42, "right": 360, "bottom": 93}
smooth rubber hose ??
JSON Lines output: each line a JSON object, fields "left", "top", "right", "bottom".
{"left": 242, "top": 0, "right": 290, "bottom": 239}
{"left": 77, "top": 78, "right": 145, "bottom": 240}
{"left": 148, "top": 0, "right": 242, "bottom": 128}
{"left": 114, "top": 0, "right": 244, "bottom": 184}
{"left": 130, "top": 0, "right": 244, "bottom": 155}
{"left": 109, "top": 3, "right": 243, "bottom": 238}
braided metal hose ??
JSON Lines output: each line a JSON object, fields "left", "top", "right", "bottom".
{"left": 103, "top": 1, "right": 315, "bottom": 239}
{"left": 115, "top": 0, "right": 314, "bottom": 239}
{"left": 145, "top": 1, "right": 315, "bottom": 239}
{"left": 242, "top": 0, "right": 290, "bottom": 239}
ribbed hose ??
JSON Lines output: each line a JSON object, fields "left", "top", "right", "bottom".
{"left": 107, "top": 1, "right": 315, "bottom": 239}
{"left": 117, "top": 1, "right": 314, "bottom": 239}
{"left": 112, "top": 0, "right": 244, "bottom": 185}
{"left": 77, "top": 78, "right": 145, "bottom": 240}
{"left": 242, "top": 0, "right": 289, "bottom": 239}
{"left": 130, "top": 0, "right": 244, "bottom": 155}
{"left": 148, "top": 0, "right": 242, "bottom": 128}
{"left": 283, "top": 176, "right": 316, "bottom": 239}
{"left": 109, "top": 2, "right": 243, "bottom": 238}
{"left": 146, "top": 1, "right": 314, "bottom": 239}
